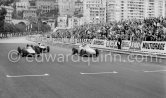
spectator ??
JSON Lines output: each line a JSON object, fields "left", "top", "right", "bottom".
{"left": 53, "top": 17, "right": 166, "bottom": 41}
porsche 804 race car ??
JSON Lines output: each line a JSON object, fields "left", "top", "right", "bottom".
{"left": 72, "top": 44, "right": 99, "bottom": 57}
{"left": 17, "top": 45, "right": 41, "bottom": 57}
{"left": 38, "top": 43, "right": 50, "bottom": 53}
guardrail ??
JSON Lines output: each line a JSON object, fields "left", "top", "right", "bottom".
{"left": 27, "top": 36, "right": 166, "bottom": 56}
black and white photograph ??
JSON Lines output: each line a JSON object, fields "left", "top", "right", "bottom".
{"left": 0, "top": 0, "right": 166, "bottom": 98}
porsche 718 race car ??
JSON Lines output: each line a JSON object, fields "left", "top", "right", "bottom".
{"left": 38, "top": 43, "right": 50, "bottom": 53}
{"left": 17, "top": 45, "right": 41, "bottom": 57}
{"left": 72, "top": 44, "right": 99, "bottom": 57}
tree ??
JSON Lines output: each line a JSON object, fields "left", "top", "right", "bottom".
{"left": 41, "top": 24, "right": 51, "bottom": 32}
{"left": 0, "top": 7, "right": 6, "bottom": 32}
{"left": 0, "top": 0, "right": 15, "bottom": 6}
{"left": 4, "top": 22, "right": 15, "bottom": 32}
{"left": 0, "top": 0, "right": 15, "bottom": 34}
{"left": 15, "top": 23, "right": 26, "bottom": 32}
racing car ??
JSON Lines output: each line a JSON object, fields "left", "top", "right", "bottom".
{"left": 37, "top": 43, "right": 50, "bottom": 53}
{"left": 17, "top": 44, "right": 40, "bottom": 57}
{"left": 72, "top": 43, "right": 99, "bottom": 57}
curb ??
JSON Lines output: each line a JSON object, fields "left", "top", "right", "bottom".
{"left": 29, "top": 39, "right": 166, "bottom": 59}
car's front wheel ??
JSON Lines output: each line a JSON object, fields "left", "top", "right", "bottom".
{"left": 80, "top": 49, "right": 84, "bottom": 56}
{"left": 33, "top": 46, "right": 40, "bottom": 54}
{"left": 21, "top": 50, "right": 28, "bottom": 57}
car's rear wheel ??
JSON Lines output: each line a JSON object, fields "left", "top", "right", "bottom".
{"left": 80, "top": 50, "right": 88, "bottom": 57}
{"left": 72, "top": 48, "right": 78, "bottom": 55}
{"left": 95, "top": 49, "right": 99, "bottom": 57}
{"left": 47, "top": 46, "right": 50, "bottom": 53}
{"left": 17, "top": 47, "right": 22, "bottom": 55}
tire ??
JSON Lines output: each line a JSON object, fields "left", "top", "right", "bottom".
{"left": 34, "top": 47, "right": 40, "bottom": 54}
{"left": 95, "top": 49, "right": 99, "bottom": 57}
{"left": 47, "top": 46, "right": 50, "bottom": 53}
{"left": 21, "top": 50, "right": 27, "bottom": 57}
{"left": 39, "top": 48, "right": 42, "bottom": 53}
{"left": 80, "top": 49, "right": 84, "bottom": 56}
{"left": 17, "top": 47, "right": 22, "bottom": 55}
{"left": 72, "top": 48, "right": 78, "bottom": 55}
{"left": 80, "top": 49, "right": 87, "bottom": 57}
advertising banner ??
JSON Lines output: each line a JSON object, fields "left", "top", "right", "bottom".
{"left": 130, "top": 41, "right": 141, "bottom": 51}
{"left": 106, "top": 40, "right": 118, "bottom": 49}
{"left": 69, "top": 38, "right": 76, "bottom": 44}
{"left": 122, "top": 40, "right": 131, "bottom": 50}
{"left": 91, "top": 39, "right": 107, "bottom": 48}
{"left": 141, "top": 41, "right": 166, "bottom": 54}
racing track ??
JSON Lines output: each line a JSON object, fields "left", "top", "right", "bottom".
{"left": 0, "top": 37, "right": 166, "bottom": 98}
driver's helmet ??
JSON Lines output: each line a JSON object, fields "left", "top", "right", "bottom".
{"left": 27, "top": 44, "right": 29, "bottom": 48}
{"left": 31, "top": 45, "right": 33, "bottom": 48}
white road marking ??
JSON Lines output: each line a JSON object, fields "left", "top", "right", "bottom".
{"left": 80, "top": 71, "right": 118, "bottom": 75}
{"left": 6, "top": 73, "right": 49, "bottom": 78}
{"left": 144, "top": 70, "right": 166, "bottom": 73}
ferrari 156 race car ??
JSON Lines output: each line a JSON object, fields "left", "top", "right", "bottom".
{"left": 17, "top": 43, "right": 50, "bottom": 57}
{"left": 72, "top": 44, "right": 99, "bottom": 57}
{"left": 38, "top": 43, "right": 50, "bottom": 53}
{"left": 17, "top": 45, "right": 41, "bottom": 57}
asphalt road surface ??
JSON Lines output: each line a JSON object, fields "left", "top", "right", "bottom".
{"left": 0, "top": 37, "right": 166, "bottom": 98}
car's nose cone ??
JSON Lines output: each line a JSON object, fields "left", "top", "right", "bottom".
{"left": 87, "top": 49, "right": 96, "bottom": 54}
{"left": 27, "top": 48, "right": 36, "bottom": 54}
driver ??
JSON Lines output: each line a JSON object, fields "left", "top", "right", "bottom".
{"left": 38, "top": 42, "right": 41, "bottom": 46}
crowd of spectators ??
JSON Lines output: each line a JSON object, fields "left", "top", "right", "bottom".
{"left": 0, "top": 31, "right": 45, "bottom": 39}
{"left": 55, "top": 17, "right": 166, "bottom": 41}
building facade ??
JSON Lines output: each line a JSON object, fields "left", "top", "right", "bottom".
{"left": 106, "top": 0, "right": 166, "bottom": 22}
{"left": 16, "top": 0, "right": 30, "bottom": 12}
{"left": 2, "top": 6, "right": 14, "bottom": 23}
{"left": 106, "top": 0, "right": 121, "bottom": 22}
{"left": 57, "top": 15, "right": 68, "bottom": 28}
{"left": 144, "top": 0, "right": 165, "bottom": 18}
{"left": 68, "top": 16, "right": 85, "bottom": 28}
{"left": 36, "top": 0, "right": 58, "bottom": 13}
{"left": 83, "top": 0, "right": 107, "bottom": 24}
{"left": 74, "top": 0, "right": 83, "bottom": 17}
{"left": 23, "top": 7, "right": 37, "bottom": 20}
{"left": 58, "top": 0, "right": 76, "bottom": 16}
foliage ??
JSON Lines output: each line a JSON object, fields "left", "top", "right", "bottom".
{"left": 0, "top": 7, "right": 6, "bottom": 32}
{"left": 0, "top": 0, "right": 15, "bottom": 6}
{"left": 26, "top": 22, "right": 51, "bottom": 33}
{"left": 3, "top": 22, "right": 26, "bottom": 33}
{"left": 15, "top": 23, "right": 26, "bottom": 32}
{"left": 0, "top": 0, "right": 15, "bottom": 32}
{"left": 41, "top": 24, "right": 51, "bottom": 32}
